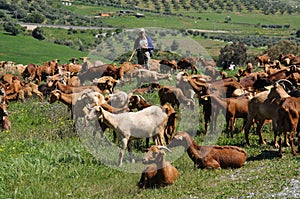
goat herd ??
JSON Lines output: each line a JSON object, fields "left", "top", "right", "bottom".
{"left": 1, "top": 52, "right": 300, "bottom": 189}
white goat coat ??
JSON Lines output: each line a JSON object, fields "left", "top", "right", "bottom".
{"left": 94, "top": 105, "right": 168, "bottom": 166}
{"left": 101, "top": 105, "right": 167, "bottom": 140}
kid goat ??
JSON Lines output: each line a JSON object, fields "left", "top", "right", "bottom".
{"left": 138, "top": 145, "right": 179, "bottom": 189}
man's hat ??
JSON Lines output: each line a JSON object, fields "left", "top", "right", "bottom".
{"left": 139, "top": 28, "right": 145, "bottom": 32}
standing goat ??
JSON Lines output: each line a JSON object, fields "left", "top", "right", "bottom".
{"left": 87, "top": 105, "right": 170, "bottom": 166}
{"left": 168, "top": 131, "right": 247, "bottom": 169}
{"left": 138, "top": 145, "right": 179, "bottom": 189}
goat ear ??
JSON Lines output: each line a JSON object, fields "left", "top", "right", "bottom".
{"left": 174, "top": 135, "right": 184, "bottom": 140}
{"left": 264, "top": 85, "right": 273, "bottom": 90}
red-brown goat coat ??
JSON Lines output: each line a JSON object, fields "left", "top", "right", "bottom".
{"left": 138, "top": 146, "right": 179, "bottom": 189}
{"left": 168, "top": 131, "right": 247, "bottom": 169}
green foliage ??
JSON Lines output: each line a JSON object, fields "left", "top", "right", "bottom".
{"left": 3, "top": 22, "right": 23, "bottom": 36}
{"left": 25, "top": 12, "right": 45, "bottom": 23}
{"left": 296, "top": 29, "right": 300, "bottom": 38}
{"left": 32, "top": 27, "right": 45, "bottom": 40}
{"left": 266, "top": 40, "right": 300, "bottom": 60}
{"left": 218, "top": 42, "right": 248, "bottom": 69}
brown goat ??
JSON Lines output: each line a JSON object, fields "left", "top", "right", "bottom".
{"left": 208, "top": 94, "right": 250, "bottom": 138}
{"left": 158, "top": 86, "right": 195, "bottom": 111}
{"left": 168, "top": 131, "right": 247, "bottom": 169}
{"left": 138, "top": 145, "right": 179, "bottom": 189}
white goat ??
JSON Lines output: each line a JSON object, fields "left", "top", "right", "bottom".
{"left": 87, "top": 105, "right": 169, "bottom": 166}
{"left": 134, "top": 69, "right": 173, "bottom": 87}
{"left": 105, "top": 91, "right": 129, "bottom": 109}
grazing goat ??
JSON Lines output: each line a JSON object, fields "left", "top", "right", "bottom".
{"left": 158, "top": 86, "right": 195, "bottom": 111}
{"left": 87, "top": 105, "right": 170, "bottom": 166}
{"left": 132, "top": 83, "right": 161, "bottom": 95}
{"left": 134, "top": 69, "right": 173, "bottom": 87}
{"left": 138, "top": 145, "right": 179, "bottom": 189}
{"left": 168, "top": 131, "right": 247, "bottom": 169}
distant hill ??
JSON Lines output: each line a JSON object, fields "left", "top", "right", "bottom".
{"left": 0, "top": 0, "right": 299, "bottom": 26}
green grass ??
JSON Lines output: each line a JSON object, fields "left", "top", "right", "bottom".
{"left": 0, "top": 83, "right": 299, "bottom": 198}
{"left": 0, "top": 32, "right": 87, "bottom": 65}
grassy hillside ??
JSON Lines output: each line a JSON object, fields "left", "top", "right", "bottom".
{"left": 0, "top": 32, "right": 87, "bottom": 65}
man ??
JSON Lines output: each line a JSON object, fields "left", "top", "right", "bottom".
{"left": 134, "top": 28, "right": 154, "bottom": 70}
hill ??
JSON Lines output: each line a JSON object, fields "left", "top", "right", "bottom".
{"left": 0, "top": 32, "right": 86, "bottom": 64}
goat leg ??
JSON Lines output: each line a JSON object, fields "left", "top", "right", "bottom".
{"left": 279, "top": 133, "right": 283, "bottom": 158}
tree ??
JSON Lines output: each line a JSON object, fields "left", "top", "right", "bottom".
{"left": 170, "top": 40, "right": 179, "bottom": 51}
{"left": 32, "top": 27, "right": 45, "bottom": 40}
{"left": 218, "top": 42, "right": 247, "bottom": 69}
{"left": 266, "top": 40, "right": 299, "bottom": 60}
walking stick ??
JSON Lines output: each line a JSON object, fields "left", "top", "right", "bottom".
{"left": 128, "top": 49, "right": 136, "bottom": 62}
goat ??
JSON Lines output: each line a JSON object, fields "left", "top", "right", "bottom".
{"left": 244, "top": 79, "right": 291, "bottom": 147}
{"left": 267, "top": 82, "right": 300, "bottom": 157}
{"left": 158, "top": 86, "right": 195, "bottom": 111}
{"left": 138, "top": 145, "right": 179, "bottom": 189}
{"left": 131, "top": 83, "right": 161, "bottom": 95}
{"left": 177, "top": 58, "right": 198, "bottom": 74}
{"left": 168, "top": 131, "right": 247, "bottom": 169}
{"left": 93, "top": 76, "right": 119, "bottom": 94}
{"left": 0, "top": 103, "right": 10, "bottom": 131}
{"left": 105, "top": 91, "right": 129, "bottom": 109}
{"left": 48, "top": 80, "right": 101, "bottom": 94}
{"left": 134, "top": 69, "right": 173, "bottom": 87}
{"left": 128, "top": 94, "right": 151, "bottom": 112}
{"left": 86, "top": 105, "right": 170, "bottom": 166}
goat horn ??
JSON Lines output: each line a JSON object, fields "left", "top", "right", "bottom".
{"left": 157, "top": 146, "right": 172, "bottom": 152}
{"left": 274, "top": 79, "right": 293, "bottom": 87}
{"left": 136, "top": 95, "right": 141, "bottom": 104}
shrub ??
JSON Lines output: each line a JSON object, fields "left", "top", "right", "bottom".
{"left": 25, "top": 12, "right": 45, "bottom": 23}
{"left": 3, "top": 22, "right": 22, "bottom": 36}
{"left": 32, "top": 27, "right": 45, "bottom": 40}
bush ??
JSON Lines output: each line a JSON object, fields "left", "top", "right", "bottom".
{"left": 32, "top": 27, "right": 45, "bottom": 40}
{"left": 25, "top": 12, "right": 45, "bottom": 23}
{"left": 3, "top": 22, "right": 22, "bottom": 36}
{"left": 296, "top": 29, "right": 300, "bottom": 38}
{"left": 218, "top": 42, "right": 247, "bottom": 69}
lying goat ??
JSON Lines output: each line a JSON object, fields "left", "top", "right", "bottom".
{"left": 138, "top": 145, "right": 179, "bottom": 189}
{"left": 168, "top": 131, "right": 247, "bottom": 169}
